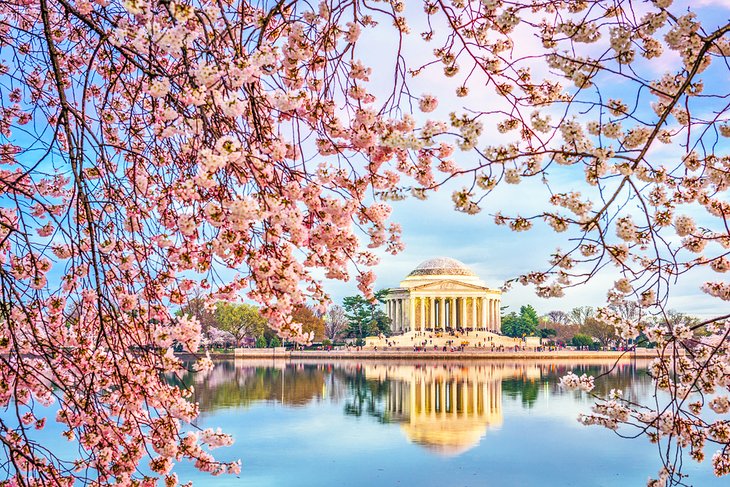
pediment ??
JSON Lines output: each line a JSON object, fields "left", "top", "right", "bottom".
{"left": 411, "top": 279, "right": 490, "bottom": 292}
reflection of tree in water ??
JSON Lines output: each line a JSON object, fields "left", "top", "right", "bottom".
{"left": 183, "top": 361, "right": 332, "bottom": 412}
{"left": 339, "top": 366, "right": 391, "bottom": 422}
{"left": 180, "top": 359, "right": 656, "bottom": 456}
{"left": 502, "top": 378, "right": 540, "bottom": 407}
{"left": 182, "top": 360, "right": 654, "bottom": 420}
{"left": 499, "top": 361, "right": 653, "bottom": 407}
{"left": 544, "top": 361, "right": 653, "bottom": 403}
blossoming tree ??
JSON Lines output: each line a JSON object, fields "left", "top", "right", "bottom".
{"left": 1, "top": 0, "right": 728, "bottom": 484}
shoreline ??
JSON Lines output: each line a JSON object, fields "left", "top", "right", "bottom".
{"left": 180, "top": 349, "right": 660, "bottom": 361}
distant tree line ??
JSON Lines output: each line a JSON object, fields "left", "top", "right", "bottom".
{"left": 178, "top": 289, "right": 393, "bottom": 348}
{"left": 511, "top": 304, "right": 702, "bottom": 350}
{"left": 179, "top": 298, "right": 326, "bottom": 348}
{"left": 182, "top": 290, "right": 701, "bottom": 351}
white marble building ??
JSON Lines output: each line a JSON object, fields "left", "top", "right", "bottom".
{"left": 385, "top": 257, "right": 502, "bottom": 334}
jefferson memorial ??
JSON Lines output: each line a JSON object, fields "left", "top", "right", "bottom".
{"left": 385, "top": 257, "right": 502, "bottom": 333}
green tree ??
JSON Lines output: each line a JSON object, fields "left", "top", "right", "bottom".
{"left": 501, "top": 312, "right": 520, "bottom": 337}
{"left": 343, "top": 295, "right": 372, "bottom": 339}
{"left": 215, "top": 302, "right": 268, "bottom": 346}
{"left": 501, "top": 305, "right": 540, "bottom": 337}
{"left": 342, "top": 290, "right": 391, "bottom": 339}
{"left": 268, "top": 336, "right": 281, "bottom": 348}
{"left": 520, "top": 305, "right": 539, "bottom": 328}
{"left": 255, "top": 336, "right": 268, "bottom": 348}
{"left": 571, "top": 334, "right": 594, "bottom": 348}
{"left": 538, "top": 328, "right": 557, "bottom": 339}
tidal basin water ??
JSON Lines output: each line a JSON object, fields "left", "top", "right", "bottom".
{"left": 171, "top": 359, "right": 723, "bottom": 487}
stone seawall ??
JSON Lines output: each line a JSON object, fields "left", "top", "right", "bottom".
{"left": 232, "top": 348, "right": 659, "bottom": 360}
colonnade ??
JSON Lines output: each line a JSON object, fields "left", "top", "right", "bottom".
{"left": 385, "top": 295, "right": 500, "bottom": 333}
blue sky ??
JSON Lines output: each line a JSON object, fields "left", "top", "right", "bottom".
{"left": 319, "top": 0, "right": 730, "bottom": 319}
{"left": 5, "top": 0, "right": 728, "bottom": 320}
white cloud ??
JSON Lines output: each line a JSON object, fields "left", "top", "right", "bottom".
{"left": 315, "top": 1, "right": 729, "bottom": 323}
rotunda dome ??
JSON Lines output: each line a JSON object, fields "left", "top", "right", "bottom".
{"left": 408, "top": 257, "right": 476, "bottom": 277}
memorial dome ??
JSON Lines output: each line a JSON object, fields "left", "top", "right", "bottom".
{"left": 408, "top": 257, "right": 476, "bottom": 277}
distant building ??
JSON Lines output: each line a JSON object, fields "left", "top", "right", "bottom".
{"left": 385, "top": 257, "right": 502, "bottom": 333}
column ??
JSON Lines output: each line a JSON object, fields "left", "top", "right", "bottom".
{"left": 449, "top": 296, "right": 457, "bottom": 330}
{"left": 401, "top": 299, "right": 405, "bottom": 332}
{"left": 390, "top": 299, "right": 395, "bottom": 331}
{"left": 390, "top": 299, "right": 398, "bottom": 330}
{"left": 419, "top": 297, "right": 425, "bottom": 332}
{"left": 409, "top": 297, "right": 416, "bottom": 333}
{"left": 471, "top": 297, "right": 477, "bottom": 330}
{"left": 400, "top": 299, "right": 404, "bottom": 332}
{"left": 461, "top": 297, "right": 467, "bottom": 329}
{"left": 399, "top": 299, "right": 403, "bottom": 333}
{"left": 427, "top": 297, "right": 432, "bottom": 331}
{"left": 430, "top": 297, "right": 436, "bottom": 330}
{"left": 431, "top": 297, "right": 436, "bottom": 330}
{"left": 481, "top": 297, "right": 488, "bottom": 331}
{"left": 494, "top": 299, "right": 502, "bottom": 333}
{"left": 438, "top": 297, "right": 445, "bottom": 331}
{"left": 442, "top": 297, "right": 451, "bottom": 330}
{"left": 487, "top": 299, "right": 493, "bottom": 332}
{"left": 389, "top": 299, "right": 394, "bottom": 331}
{"left": 473, "top": 297, "right": 478, "bottom": 331}
{"left": 451, "top": 298, "right": 455, "bottom": 329}
{"left": 449, "top": 297, "right": 456, "bottom": 329}
{"left": 491, "top": 299, "right": 496, "bottom": 332}
{"left": 400, "top": 297, "right": 404, "bottom": 333}
{"left": 391, "top": 299, "right": 396, "bottom": 330}
{"left": 394, "top": 299, "right": 398, "bottom": 332}
{"left": 485, "top": 298, "right": 490, "bottom": 332}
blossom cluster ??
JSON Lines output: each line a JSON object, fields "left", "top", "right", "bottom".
{"left": 2, "top": 0, "right": 730, "bottom": 484}
{"left": 559, "top": 372, "right": 595, "bottom": 392}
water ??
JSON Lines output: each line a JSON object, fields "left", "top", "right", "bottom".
{"left": 170, "top": 359, "right": 723, "bottom": 486}
{"left": 4, "top": 359, "right": 723, "bottom": 486}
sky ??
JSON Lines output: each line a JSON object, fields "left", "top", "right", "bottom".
{"left": 318, "top": 0, "right": 730, "bottom": 319}
{"left": 6, "top": 0, "right": 728, "bottom": 321}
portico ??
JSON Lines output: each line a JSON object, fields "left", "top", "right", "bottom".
{"left": 385, "top": 258, "right": 502, "bottom": 333}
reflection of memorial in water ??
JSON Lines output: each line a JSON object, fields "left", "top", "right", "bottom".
{"left": 363, "top": 364, "right": 539, "bottom": 455}
{"left": 188, "top": 359, "right": 653, "bottom": 448}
